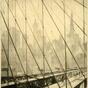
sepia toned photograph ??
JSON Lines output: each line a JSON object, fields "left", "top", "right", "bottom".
{"left": 0, "top": 0, "right": 87, "bottom": 88}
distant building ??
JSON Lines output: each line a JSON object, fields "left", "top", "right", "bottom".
{"left": 1, "top": 27, "right": 25, "bottom": 76}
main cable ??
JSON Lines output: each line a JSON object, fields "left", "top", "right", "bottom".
{"left": 0, "top": 10, "right": 48, "bottom": 88}
{"left": 42, "top": 0, "right": 45, "bottom": 75}
{"left": 46, "top": 0, "right": 87, "bottom": 57}
{"left": 74, "top": 0, "right": 87, "bottom": 8}
{"left": 83, "top": 0, "right": 86, "bottom": 76}
{"left": 15, "top": 1, "right": 73, "bottom": 87}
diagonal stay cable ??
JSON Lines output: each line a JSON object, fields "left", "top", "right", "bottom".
{"left": 4, "top": 0, "right": 43, "bottom": 77}
{"left": 1, "top": 2, "right": 44, "bottom": 84}
{"left": 83, "top": 0, "right": 86, "bottom": 76}
{"left": 16, "top": 1, "right": 73, "bottom": 87}
{"left": 58, "top": 0, "right": 87, "bottom": 26}
{"left": 0, "top": 11, "right": 26, "bottom": 75}
{"left": 24, "top": 0, "right": 82, "bottom": 87}
{"left": 5, "top": 1, "right": 61, "bottom": 88}
{"left": 1, "top": 40, "right": 16, "bottom": 83}
{"left": 54, "top": 0, "right": 87, "bottom": 37}
{"left": 1, "top": 7, "right": 51, "bottom": 88}
{"left": 74, "top": 0, "right": 87, "bottom": 8}
{"left": 9, "top": 0, "right": 62, "bottom": 88}
{"left": 11, "top": 0, "right": 81, "bottom": 87}
{"left": 59, "top": 0, "right": 87, "bottom": 26}
{"left": 45, "top": 31, "right": 73, "bottom": 88}
{"left": 0, "top": 10, "right": 49, "bottom": 88}
{"left": 17, "top": 0, "right": 71, "bottom": 87}
{"left": 26, "top": 0, "right": 85, "bottom": 86}
{"left": 1, "top": 40, "right": 25, "bottom": 87}
{"left": 8, "top": 2, "right": 61, "bottom": 88}
{"left": 55, "top": 0, "right": 87, "bottom": 36}
{"left": 7, "top": 0, "right": 9, "bottom": 79}
{"left": 2, "top": 38, "right": 44, "bottom": 88}
{"left": 42, "top": 1, "right": 85, "bottom": 78}
{"left": 16, "top": 1, "right": 65, "bottom": 88}
{"left": 44, "top": 0, "right": 86, "bottom": 77}
{"left": 4, "top": 1, "right": 50, "bottom": 88}
{"left": 43, "top": 0, "right": 85, "bottom": 77}
{"left": 1, "top": 13, "right": 28, "bottom": 88}
{"left": 42, "top": 0, "right": 45, "bottom": 74}
{"left": 28, "top": 0, "right": 86, "bottom": 73}
{"left": 45, "top": 1, "right": 87, "bottom": 57}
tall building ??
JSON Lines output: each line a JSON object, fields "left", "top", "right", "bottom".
{"left": 67, "top": 12, "right": 84, "bottom": 68}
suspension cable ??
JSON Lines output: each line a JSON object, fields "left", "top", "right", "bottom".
{"left": 59, "top": 0, "right": 87, "bottom": 26}
{"left": 1, "top": 3, "right": 53, "bottom": 88}
{"left": 25, "top": 0, "right": 28, "bottom": 76}
{"left": 9, "top": 4, "right": 60, "bottom": 88}
{"left": 4, "top": 1, "right": 62, "bottom": 88}
{"left": 15, "top": 0, "right": 86, "bottom": 86}
{"left": 54, "top": 0, "right": 87, "bottom": 36}
{"left": 1, "top": 40, "right": 16, "bottom": 84}
{"left": 1, "top": 11, "right": 26, "bottom": 75}
{"left": 28, "top": 1, "right": 86, "bottom": 77}
{"left": 45, "top": 31, "right": 73, "bottom": 88}
{"left": 29, "top": 0, "right": 85, "bottom": 79}
{"left": 15, "top": 1, "right": 73, "bottom": 87}
{"left": 4, "top": 0, "right": 84, "bottom": 87}
{"left": 16, "top": 0, "right": 84, "bottom": 86}
{"left": 42, "top": 1, "right": 85, "bottom": 78}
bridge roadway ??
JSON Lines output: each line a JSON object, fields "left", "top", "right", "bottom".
{"left": 46, "top": 72, "right": 87, "bottom": 88}
{"left": 1, "top": 68, "right": 87, "bottom": 88}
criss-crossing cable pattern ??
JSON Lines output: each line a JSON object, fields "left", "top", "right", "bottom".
{"left": 54, "top": 0, "right": 87, "bottom": 36}
{"left": 1, "top": 40, "right": 16, "bottom": 83}
{"left": 1, "top": 11, "right": 26, "bottom": 75}
{"left": 3, "top": 1, "right": 51, "bottom": 88}
{"left": 42, "top": 0, "right": 85, "bottom": 78}
{"left": 1, "top": 0, "right": 87, "bottom": 88}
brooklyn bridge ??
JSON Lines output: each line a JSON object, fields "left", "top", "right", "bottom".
{"left": 0, "top": 0, "right": 87, "bottom": 88}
